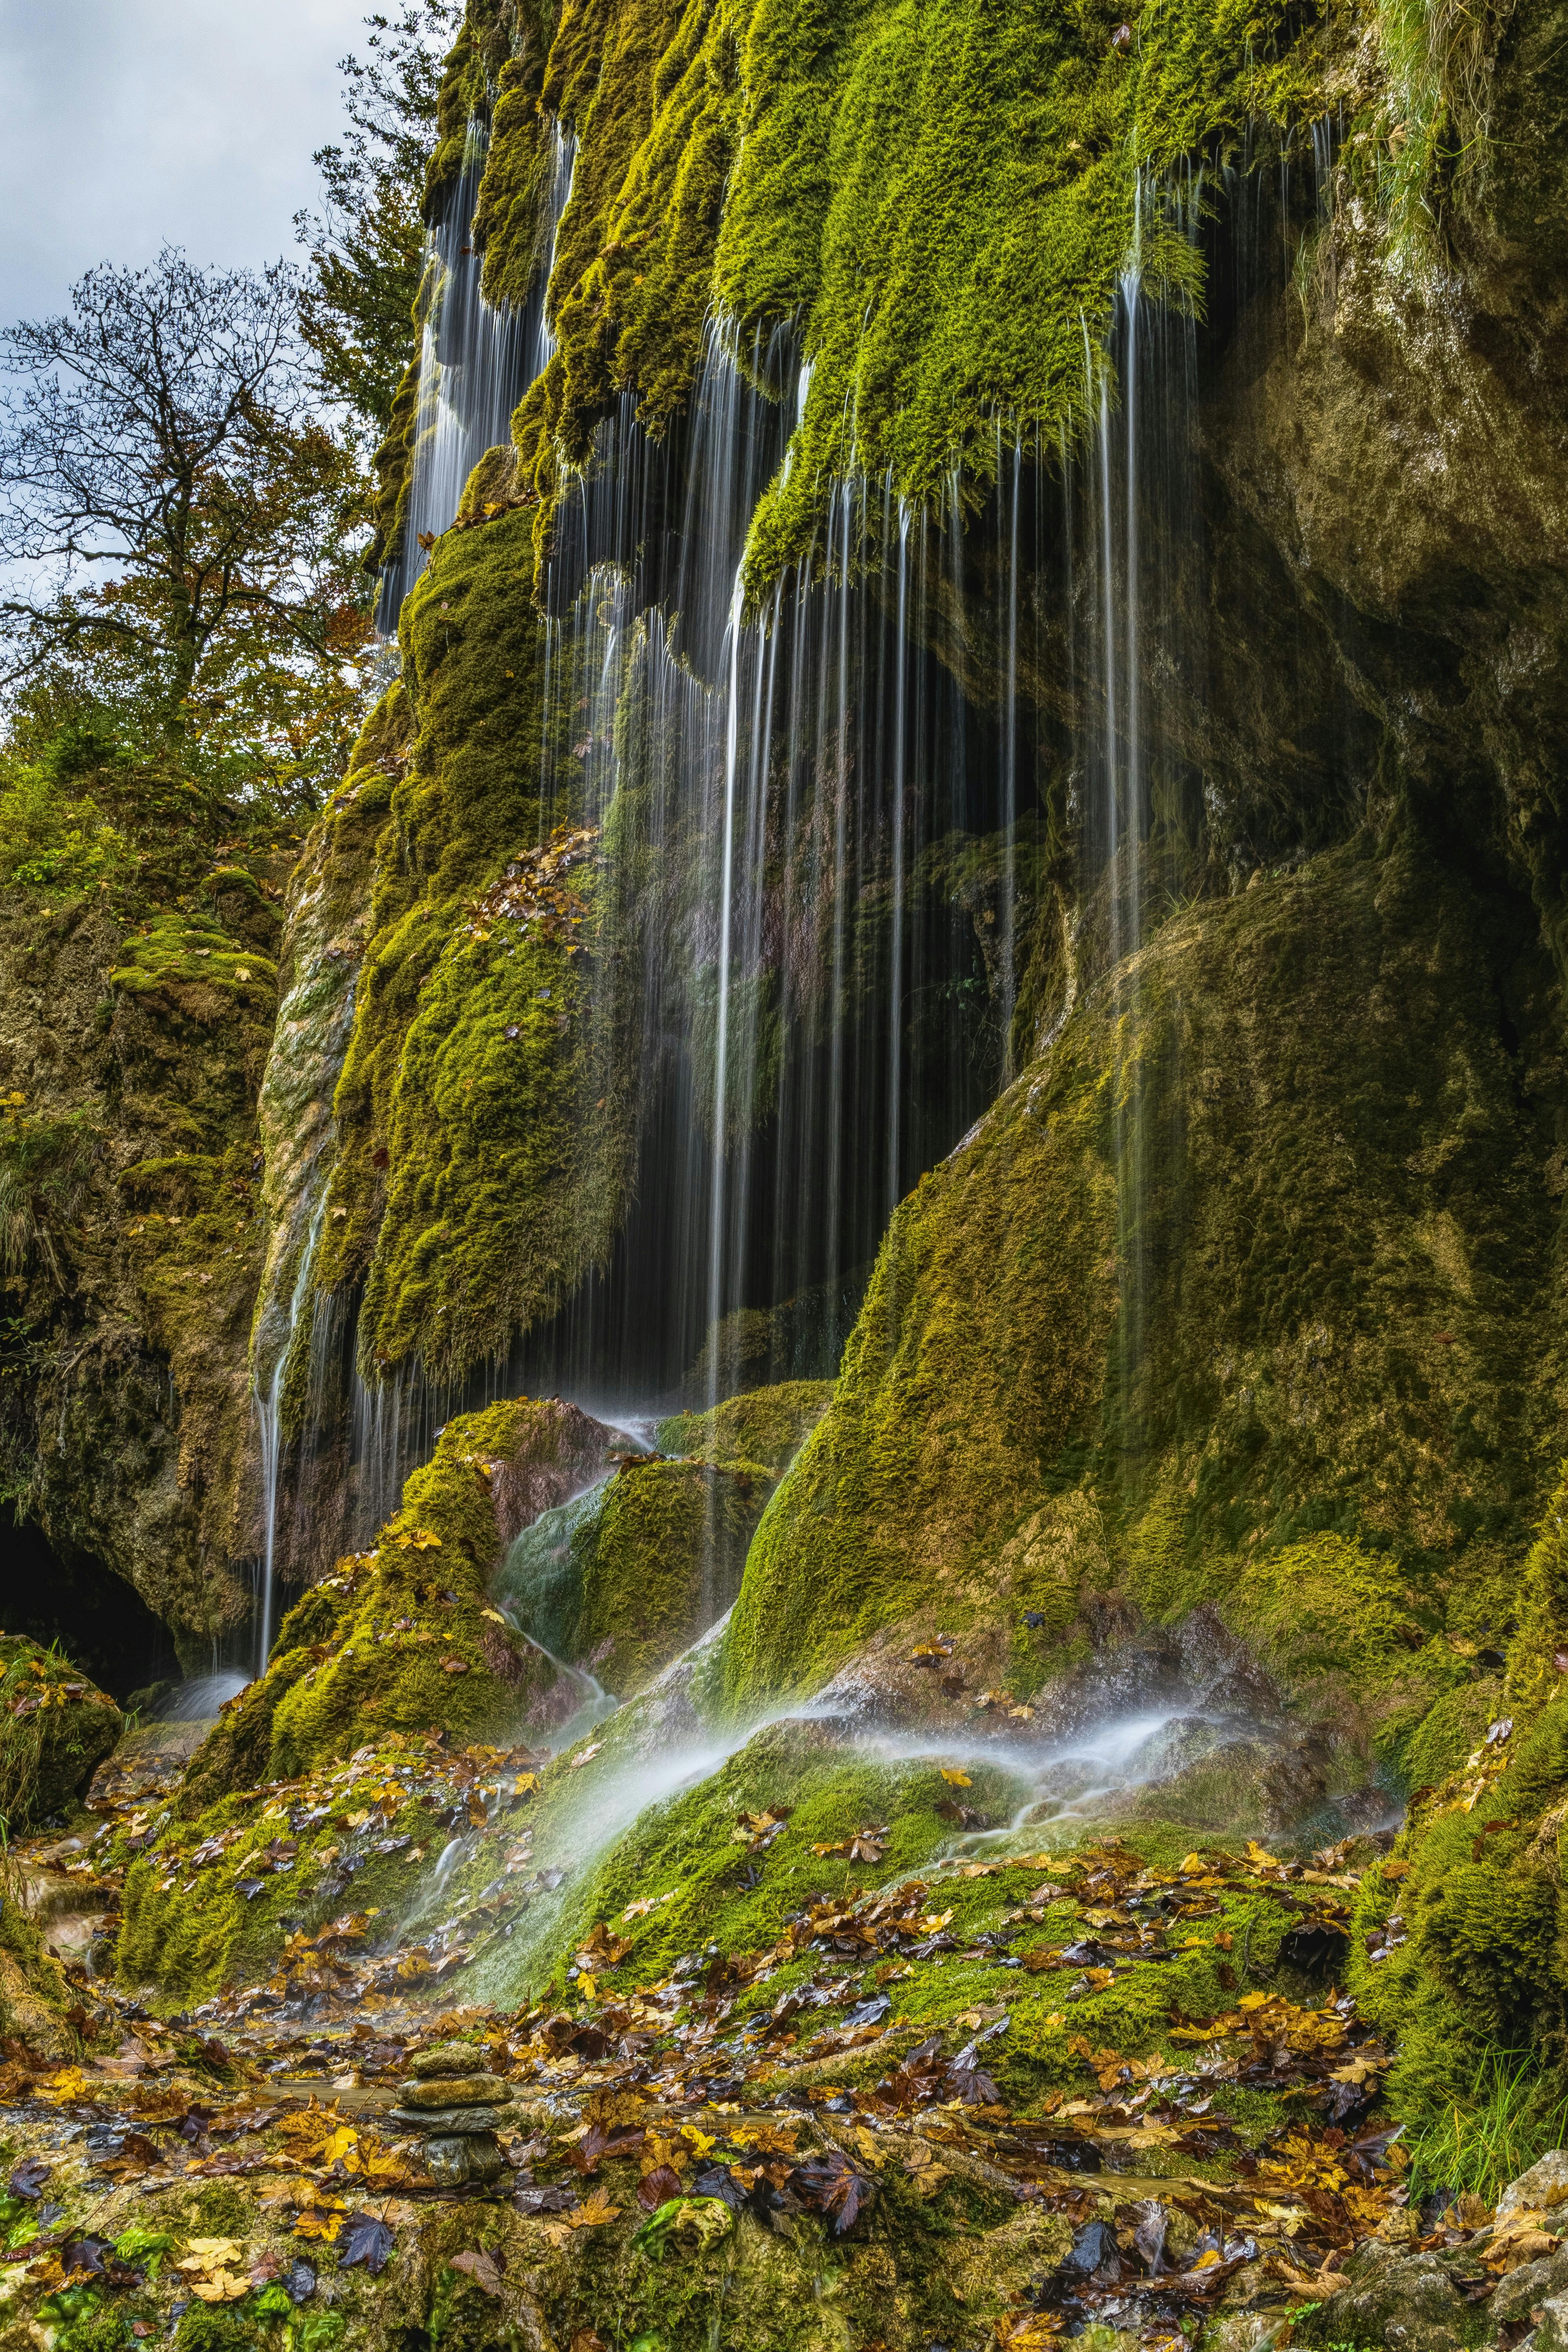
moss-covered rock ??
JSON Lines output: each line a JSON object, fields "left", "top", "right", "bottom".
{"left": 0, "top": 837, "right": 287, "bottom": 1645}
{"left": 500, "top": 1455, "right": 774, "bottom": 1698}
{"left": 1345, "top": 1468, "right": 1568, "bottom": 2134}
{"left": 656, "top": 1380, "right": 836, "bottom": 1473}
{"left": 179, "top": 1398, "right": 608, "bottom": 1816}
{"left": 724, "top": 837, "right": 1560, "bottom": 1715}
{"left": 0, "top": 1636, "right": 122, "bottom": 1826}
{"left": 493, "top": 0, "right": 1344, "bottom": 589}
{"left": 313, "top": 512, "right": 639, "bottom": 1386}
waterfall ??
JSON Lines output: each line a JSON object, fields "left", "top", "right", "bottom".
{"left": 264, "top": 161, "right": 1217, "bottom": 1681}
{"left": 378, "top": 116, "right": 575, "bottom": 624}
{"left": 253, "top": 1194, "right": 327, "bottom": 1672}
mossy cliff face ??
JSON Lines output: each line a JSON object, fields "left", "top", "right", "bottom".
{"left": 1195, "top": 0, "right": 1568, "bottom": 976}
{"left": 725, "top": 833, "right": 1562, "bottom": 1718}
{"left": 0, "top": 842, "right": 285, "bottom": 1647}
{"left": 489, "top": 0, "right": 1336, "bottom": 586}
{"left": 311, "top": 515, "right": 638, "bottom": 1389}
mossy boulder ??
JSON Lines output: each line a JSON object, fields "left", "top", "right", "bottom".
{"left": 500, "top": 1455, "right": 774, "bottom": 1698}
{"left": 180, "top": 1398, "right": 609, "bottom": 1815}
{"left": 724, "top": 839, "right": 1559, "bottom": 1716}
{"left": 656, "top": 1380, "right": 836, "bottom": 1474}
{"left": 0, "top": 1635, "right": 123, "bottom": 1825}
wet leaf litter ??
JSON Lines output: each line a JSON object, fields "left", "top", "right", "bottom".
{"left": 5, "top": 1766, "right": 1534, "bottom": 2352}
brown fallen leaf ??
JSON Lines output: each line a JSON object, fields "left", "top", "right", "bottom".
{"left": 1272, "top": 2257, "right": 1350, "bottom": 2296}
{"left": 449, "top": 2248, "right": 503, "bottom": 2297}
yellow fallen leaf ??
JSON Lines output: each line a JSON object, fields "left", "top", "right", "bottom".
{"left": 180, "top": 2240, "right": 246, "bottom": 2266}
{"left": 39, "top": 2068, "right": 88, "bottom": 2104}
{"left": 189, "top": 2271, "right": 251, "bottom": 2303}
{"left": 939, "top": 1768, "right": 972, "bottom": 1787}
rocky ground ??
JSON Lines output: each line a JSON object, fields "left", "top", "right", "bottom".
{"left": 0, "top": 1694, "right": 1559, "bottom": 2352}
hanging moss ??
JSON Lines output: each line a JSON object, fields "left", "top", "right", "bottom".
{"left": 314, "top": 511, "right": 639, "bottom": 1384}
{"left": 484, "top": 0, "right": 1343, "bottom": 588}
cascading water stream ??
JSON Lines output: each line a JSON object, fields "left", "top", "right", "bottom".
{"left": 270, "top": 162, "right": 1216, "bottom": 1744}
{"left": 253, "top": 1193, "right": 327, "bottom": 1674}
{"left": 377, "top": 117, "right": 575, "bottom": 625}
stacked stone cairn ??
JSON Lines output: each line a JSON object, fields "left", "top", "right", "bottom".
{"left": 388, "top": 2040, "right": 512, "bottom": 2186}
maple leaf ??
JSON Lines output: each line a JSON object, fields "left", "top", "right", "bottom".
{"left": 332, "top": 2213, "right": 396, "bottom": 2275}
{"left": 939, "top": 1768, "right": 972, "bottom": 1787}
{"left": 294, "top": 2208, "right": 345, "bottom": 2242}
{"left": 189, "top": 2269, "right": 250, "bottom": 2303}
{"left": 794, "top": 2152, "right": 874, "bottom": 2233}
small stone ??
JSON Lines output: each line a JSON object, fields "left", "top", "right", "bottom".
{"left": 1500, "top": 2147, "right": 1568, "bottom": 2216}
{"left": 1310, "top": 2242, "right": 1467, "bottom": 2351}
{"left": 409, "top": 2041, "right": 487, "bottom": 2079}
{"left": 399, "top": 2073, "right": 510, "bottom": 2109}
{"left": 388, "top": 2104, "right": 511, "bottom": 2134}
{"left": 423, "top": 2132, "right": 506, "bottom": 2187}
{"left": 1492, "top": 2246, "right": 1568, "bottom": 2332}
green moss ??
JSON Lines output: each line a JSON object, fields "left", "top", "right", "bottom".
{"left": 1381, "top": 1676, "right": 1502, "bottom": 1795}
{"left": 315, "top": 513, "right": 638, "bottom": 1384}
{"left": 1347, "top": 1473, "right": 1568, "bottom": 2133}
{"left": 108, "top": 910, "right": 278, "bottom": 1013}
{"left": 499, "top": 1456, "right": 771, "bottom": 1694}
{"left": 267, "top": 1401, "right": 561, "bottom": 1776}
{"left": 721, "top": 1007, "right": 1119, "bottom": 1705}
{"left": 656, "top": 1380, "right": 836, "bottom": 1472}
{"left": 576, "top": 1459, "right": 773, "bottom": 1694}
{"left": 724, "top": 841, "right": 1561, "bottom": 1713}
{"left": 0, "top": 1635, "right": 122, "bottom": 1826}
{"left": 114, "top": 1753, "right": 448, "bottom": 2005}
{"left": 530, "top": 1718, "right": 1027, "bottom": 1991}
{"left": 486, "top": 0, "right": 1346, "bottom": 588}
{"left": 474, "top": 57, "right": 559, "bottom": 311}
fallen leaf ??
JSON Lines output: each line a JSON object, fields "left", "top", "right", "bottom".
{"left": 449, "top": 2247, "right": 502, "bottom": 2295}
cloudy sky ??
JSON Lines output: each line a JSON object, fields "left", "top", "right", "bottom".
{"left": 0, "top": 0, "right": 372, "bottom": 329}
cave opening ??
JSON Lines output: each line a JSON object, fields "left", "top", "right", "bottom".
{"left": 0, "top": 1508, "right": 178, "bottom": 1707}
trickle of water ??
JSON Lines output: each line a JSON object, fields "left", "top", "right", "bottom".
{"left": 378, "top": 117, "right": 575, "bottom": 625}
{"left": 152, "top": 1672, "right": 249, "bottom": 1724}
{"left": 253, "top": 1193, "right": 327, "bottom": 1674}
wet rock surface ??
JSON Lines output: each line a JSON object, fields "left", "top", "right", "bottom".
{"left": 1298, "top": 2240, "right": 1471, "bottom": 2348}
{"left": 391, "top": 2037, "right": 511, "bottom": 2187}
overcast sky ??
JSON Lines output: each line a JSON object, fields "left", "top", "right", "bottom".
{"left": 0, "top": 0, "right": 373, "bottom": 329}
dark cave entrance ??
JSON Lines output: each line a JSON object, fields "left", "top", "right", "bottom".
{"left": 0, "top": 1508, "right": 178, "bottom": 1705}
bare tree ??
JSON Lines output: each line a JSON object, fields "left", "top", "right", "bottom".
{"left": 0, "top": 250, "right": 369, "bottom": 718}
